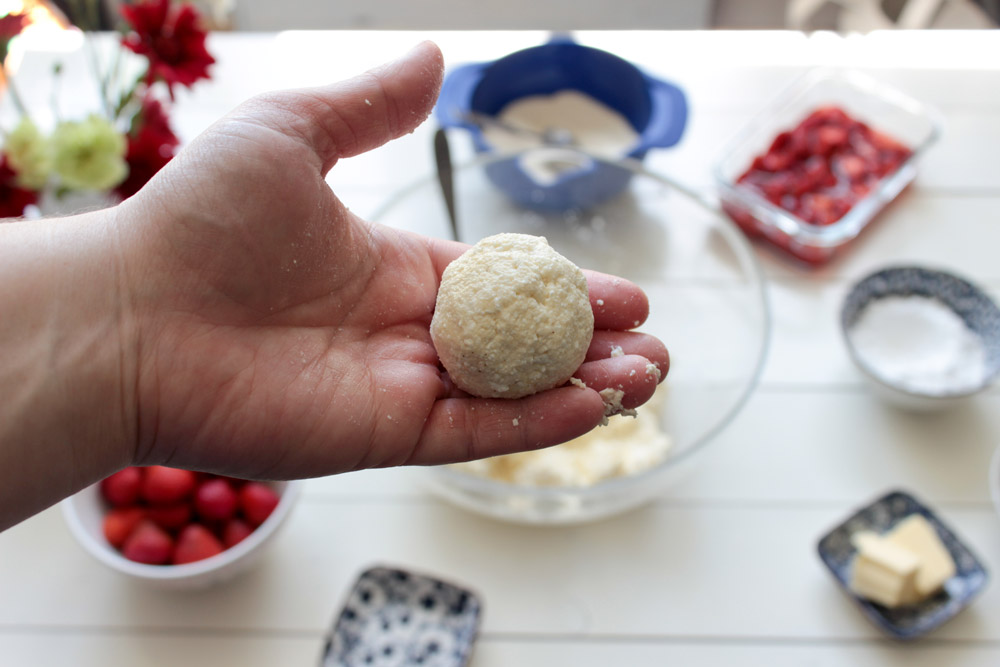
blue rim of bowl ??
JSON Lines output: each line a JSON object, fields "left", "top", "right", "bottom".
{"left": 840, "top": 265, "right": 1000, "bottom": 399}
{"left": 371, "top": 150, "right": 772, "bottom": 501}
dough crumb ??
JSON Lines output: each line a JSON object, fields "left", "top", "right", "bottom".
{"left": 645, "top": 363, "right": 662, "bottom": 381}
{"left": 596, "top": 299, "right": 604, "bottom": 306}
{"left": 598, "top": 387, "right": 637, "bottom": 425}
{"left": 364, "top": 98, "right": 372, "bottom": 106}
{"left": 610, "top": 345, "right": 624, "bottom": 358}
{"left": 512, "top": 417, "right": 519, "bottom": 427}
{"left": 569, "top": 377, "right": 587, "bottom": 389}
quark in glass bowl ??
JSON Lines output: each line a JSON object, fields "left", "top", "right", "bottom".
{"left": 372, "top": 152, "right": 770, "bottom": 524}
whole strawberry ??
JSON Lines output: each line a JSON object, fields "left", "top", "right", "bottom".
{"left": 122, "top": 519, "right": 174, "bottom": 565}
{"left": 173, "top": 524, "right": 225, "bottom": 564}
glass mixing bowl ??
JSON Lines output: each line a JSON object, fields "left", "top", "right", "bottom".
{"left": 370, "top": 150, "right": 771, "bottom": 524}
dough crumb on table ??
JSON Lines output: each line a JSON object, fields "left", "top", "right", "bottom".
{"left": 430, "top": 233, "right": 594, "bottom": 399}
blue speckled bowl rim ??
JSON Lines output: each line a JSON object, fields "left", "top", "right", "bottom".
{"left": 321, "top": 565, "right": 483, "bottom": 667}
{"left": 816, "top": 489, "right": 989, "bottom": 640}
{"left": 841, "top": 265, "right": 1000, "bottom": 398}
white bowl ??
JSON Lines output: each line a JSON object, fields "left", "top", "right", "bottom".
{"left": 61, "top": 478, "right": 303, "bottom": 590}
{"left": 840, "top": 266, "right": 1000, "bottom": 412}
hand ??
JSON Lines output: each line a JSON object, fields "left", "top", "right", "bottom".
{"left": 117, "top": 42, "right": 668, "bottom": 478}
{"left": 0, "top": 43, "right": 668, "bottom": 529}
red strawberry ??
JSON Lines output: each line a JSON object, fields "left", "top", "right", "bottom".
{"left": 147, "top": 502, "right": 193, "bottom": 532}
{"left": 103, "top": 507, "right": 146, "bottom": 549}
{"left": 222, "top": 518, "right": 254, "bottom": 548}
{"left": 173, "top": 524, "right": 225, "bottom": 564}
{"left": 239, "top": 483, "right": 280, "bottom": 527}
{"left": 141, "top": 466, "right": 197, "bottom": 505}
{"left": 195, "top": 478, "right": 238, "bottom": 522}
{"left": 122, "top": 519, "right": 174, "bottom": 565}
{"left": 100, "top": 467, "right": 143, "bottom": 506}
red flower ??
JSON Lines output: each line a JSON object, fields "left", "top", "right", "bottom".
{"left": 0, "top": 12, "right": 27, "bottom": 41}
{"left": 115, "top": 96, "right": 180, "bottom": 200}
{"left": 0, "top": 155, "right": 39, "bottom": 219}
{"left": 0, "top": 12, "right": 28, "bottom": 62}
{"left": 120, "top": 0, "right": 214, "bottom": 93}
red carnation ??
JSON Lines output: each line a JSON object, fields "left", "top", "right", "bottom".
{"left": 0, "top": 12, "right": 27, "bottom": 41}
{"left": 0, "top": 12, "right": 28, "bottom": 62}
{"left": 0, "top": 155, "right": 39, "bottom": 219}
{"left": 115, "top": 96, "right": 180, "bottom": 200}
{"left": 120, "top": 0, "right": 215, "bottom": 93}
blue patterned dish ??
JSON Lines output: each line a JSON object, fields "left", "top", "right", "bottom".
{"left": 321, "top": 566, "right": 482, "bottom": 666}
{"left": 817, "top": 489, "right": 989, "bottom": 640}
{"left": 840, "top": 265, "right": 1000, "bottom": 410}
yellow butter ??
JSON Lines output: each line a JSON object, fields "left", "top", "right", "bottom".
{"left": 885, "top": 514, "right": 956, "bottom": 598}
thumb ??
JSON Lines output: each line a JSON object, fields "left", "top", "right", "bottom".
{"left": 246, "top": 41, "right": 444, "bottom": 174}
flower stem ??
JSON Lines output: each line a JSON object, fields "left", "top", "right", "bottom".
{"left": 84, "top": 37, "right": 111, "bottom": 119}
{"left": 0, "top": 66, "right": 29, "bottom": 119}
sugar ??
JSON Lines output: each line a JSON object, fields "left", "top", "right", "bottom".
{"left": 848, "top": 295, "right": 987, "bottom": 394}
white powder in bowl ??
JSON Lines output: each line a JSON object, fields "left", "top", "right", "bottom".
{"left": 848, "top": 295, "right": 987, "bottom": 394}
{"left": 482, "top": 90, "right": 638, "bottom": 159}
{"left": 452, "top": 387, "right": 672, "bottom": 487}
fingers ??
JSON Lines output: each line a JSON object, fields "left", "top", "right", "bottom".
{"left": 405, "top": 386, "right": 607, "bottom": 465}
{"left": 586, "top": 330, "right": 669, "bottom": 380}
{"left": 572, "top": 354, "right": 661, "bottom": 410}
{"left": 584, "top": 269, "right": 649, "bottom": 330}
{"left": 250, "top": 41, "right": 444, "bottom": 174}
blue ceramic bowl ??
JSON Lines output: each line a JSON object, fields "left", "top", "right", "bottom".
{"left": 817, "top": 489, "right": 989, "bottom": 640}
{"left": 435, "top": 37, "right": 687, "bottom": 212}
{"left": 840, "top": 266, "right": 1000, "bottom": 410}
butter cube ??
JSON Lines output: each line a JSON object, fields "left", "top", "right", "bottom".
{"left": 849, "top": 531, "right": 921, "bottom": 608}
{"left": 886, "top": 514, "right": 956, "bottom": 598}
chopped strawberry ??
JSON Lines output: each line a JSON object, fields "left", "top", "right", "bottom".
{"left": 100, "top": 467, "right": 143, "bottom": 506}
{"left": 122, "top": 519, "right": 174, "bottom": 565}
{"left": 239, "top": 483, "right": 280, "bottom": 527}
{"left": 222, "top": 518, "right": 254, "bottom": 548}
{"left": 103, "top": 507, "right": 146, "bottom": 549}
{"left": 141, "top": 466, "right": 197, "bottom": 505}
{"left": 195, "top": 478, "right": 239, "bottom": 522}
{"left": 173, "top": 524, "right": 225, "bottom": 564}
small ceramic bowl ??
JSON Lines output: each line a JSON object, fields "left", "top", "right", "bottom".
{"left": 817, "top": 489, "right": 989, "bottom": 640}
{"left": 841, "top": 266, "right": 1000, "bottom": 411}
{"left": 61, "top": 478, "right": 303, "bottom": 589}
{"left": 321, "top": 566, "right": 482, "bottom": 667}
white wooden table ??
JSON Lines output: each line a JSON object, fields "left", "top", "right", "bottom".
{"left": 2, "top": 29, "right": 999, "bottom": 666}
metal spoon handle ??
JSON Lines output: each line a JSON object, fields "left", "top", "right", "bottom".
{"left": 433, "top": 127, "right": 460, "bottom": 242}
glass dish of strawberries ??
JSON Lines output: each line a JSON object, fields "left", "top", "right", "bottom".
{"left": 715, "top": 69, "right": 941, "bottom": 265}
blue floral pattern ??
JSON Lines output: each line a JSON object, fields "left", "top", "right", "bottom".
{"left": 322, "top": 566, "right": 482, "bottom": 666}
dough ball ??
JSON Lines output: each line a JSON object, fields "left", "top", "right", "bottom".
{"left": 430, "top": 233, "right": 594, "bottom": 399}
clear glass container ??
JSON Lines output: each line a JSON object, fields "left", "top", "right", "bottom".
{"left": 714, "top": 68, "right": 942, "bottom": 265}
{"left": 371, "top": 151, "right": 770, "bottom": 524}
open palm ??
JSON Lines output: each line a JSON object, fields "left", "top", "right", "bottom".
{"left": 116, "top": 43, "right": 668, "bottom": 481}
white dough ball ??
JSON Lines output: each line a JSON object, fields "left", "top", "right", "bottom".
{"left": 430, "top": 233, "right": 594, "bottom": 399}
